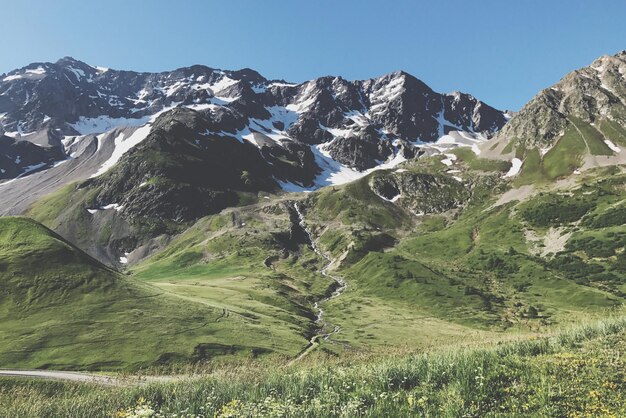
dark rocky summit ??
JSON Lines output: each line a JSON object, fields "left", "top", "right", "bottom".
{"left": 0, "top": 57, "right": 507, "bottom": 178}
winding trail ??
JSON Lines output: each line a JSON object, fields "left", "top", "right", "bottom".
{"left": 0, "top": 370, "right": 120, "bottom": 386}
{"left": 0, "top": 369, "right": 177, "bottom": 386}
{"left": 288, "top": 204, "right": 348, "bottom": 364}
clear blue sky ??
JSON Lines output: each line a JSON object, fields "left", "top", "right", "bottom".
{"left": 1, "top": 0, "right": 625, "bottom": 110}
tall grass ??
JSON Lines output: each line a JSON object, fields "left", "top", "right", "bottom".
{"left": 1, "top": 315, "right": 626, "bottom": 417}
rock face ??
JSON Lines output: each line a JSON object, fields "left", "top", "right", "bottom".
{"left": 496, "top": 51, "right": 626, "bottom": 149}
{"left": 0, "top": 57, "right": 508, "bottom": 253}
{"left": 84, "top": 108, "right": 280, "bottom": 224}
{"left": 0, "top": 135, "right": 62, "bottom": 179}
{"left": 0, "top": 57, "right": 507, "bottom": 181}
{"left": 370, "top": 172, "right": 470, "bottom": 215}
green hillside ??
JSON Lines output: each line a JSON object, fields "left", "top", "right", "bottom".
{"left": 2, "top": 315, "right": 625, "bottom": 417}
{"left": 0, "top": 217, "right": 306, "bottom": 370}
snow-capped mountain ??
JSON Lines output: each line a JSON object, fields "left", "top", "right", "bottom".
{"left": 0, "top": 57, "right": 507, "bottom": 187}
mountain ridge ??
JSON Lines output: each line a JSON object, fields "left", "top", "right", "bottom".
{"left": 0, "top": 57, "right": 506, "bottom": 175}
{"left": 482, "top": 50, "right": 626, "bottom": 182}
{"left": 0, "top": 57, "right": 509, "bottom": 242}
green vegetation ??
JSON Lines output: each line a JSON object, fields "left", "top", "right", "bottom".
{"left": 596, "top": 118, "right": 626, "bottom": 147}
{"left": 518, "top": 192, "right": 596, "bottom": 227}
{"left": 514, "top": 117, "right": 623, "bottom": 185}
{"left": 569, "top": 118, "right": 613, "bottom": 156}
{"left": 128, "top": 203, "right": 338, "bottom": 359}
{"left": 309, "top": 168, "right": 626, "bottom": 352}
{"left": 26, "top": 184, "right": 98, "bottom": 229}
{"left": 310, "top": 177, "right": 411, "bottom": 230}
{"left": 514, "top": 147, "right": 543, "bottom": 185}
{"left": 10, "top": 149, "right": 626, "bottom": 372}
{"left": 451, "top": 147, "right": 511, "bottom": 172}
{"left": 0, "top": 217, "right": 298, "bottom": 370}
{"left": 542, "top": 123, "right": 587, "bottom": 179}
{"left": 2, "top": 316, "right": 625, "bottom": 417}
{"left": 2, "top": 117, "right": 626, "bottom": 417}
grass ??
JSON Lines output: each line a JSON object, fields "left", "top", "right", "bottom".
{"left": 305, "top": 169, "right": 626, "bottom": 351}
{"left": 518, "top": 191, "right": 596, "bottom": 227}
{"left": 1, "top": 315, "right": 626, "bottom": 417}
{"left": 129, "top": 203, "right": 339, "bottom": 358}
{"left": 26, "top": 184, "right": 98, "bottom": 230}
{"left": 514, "top": 117, "right": 621, "bottom": 185}
{"left": 9, "top": 152, "right": 626, "bottom": 372}
{"left": 0, "top": 217, "right": 302, "bottom": 370}
{"left": 514, "top": 147, "right": 543, "bottom": 186}
{"left": 542, "top": 122, "right": 587, "bottom": 179}
{"left": 596, "top": 118, "right": 626, "bottom": 147}
{"left": 569, "top": 118, "right": 613, "bottom": 156}
{"left": 451, "top": 147, "right": 511, "bottom": 172}
{"left": 309, "top": 176, "right": 411, "bottom": 230}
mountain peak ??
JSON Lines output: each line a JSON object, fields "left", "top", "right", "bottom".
{"left": 55, "top": 56, "right": 84, "bottom": 66}
{"left": 488, "top": 50, "right": 626, "bottom": 181}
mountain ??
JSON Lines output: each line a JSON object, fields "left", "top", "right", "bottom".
{"left": 1, "top": 52, "right": 626, "bottom": 375}
{"left": 485, "top": 51, "right": 626, "bottom": 181}
{"left": 0, "top": 58, "right": 508, "bottom": 263}
{"left": 0, "top": 57, "right": 506, "bottom": 185}
{"left": 0, "top": 216, "right": 321, "bottom": 369}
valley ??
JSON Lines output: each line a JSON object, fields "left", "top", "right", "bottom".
{"left": 1, "top": 50, "right": 625, "bottom": 416}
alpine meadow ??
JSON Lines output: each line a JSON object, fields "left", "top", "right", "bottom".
{"left": 1, "top": 2, "right": 626, "bottom": 417}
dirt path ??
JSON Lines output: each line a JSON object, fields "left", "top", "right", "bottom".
{"left": 0, "top": 369, "right": 178, "bottom": 386}
{"left": 0, "top": 370, "right": 121, "bottom": 386}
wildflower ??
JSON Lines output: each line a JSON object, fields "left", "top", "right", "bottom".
{"left": 116, "top": 397, "right": 156, "bottom": 418}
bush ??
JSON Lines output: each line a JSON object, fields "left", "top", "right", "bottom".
{"left": 520, "top": 194, "right": 595, "bottom": 227}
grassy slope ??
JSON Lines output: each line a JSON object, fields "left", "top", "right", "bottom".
{"left": 10, "top": 131, "right": 626, "bottom": 369}
{"left": 124, "top": 153, "right": 622, "bottom": 358}
{"left": 301, "top": 164, "right": 625, "bottom": 354}
{"left": 0, "top": 217, "right": 297, "bottom": 370}
{"left": 2, "top": 315, "right": 625, "bottom": 417}
{"left": 514, "top": 117, "right": 619, "bottom": 185}
{"left": 597, "top": 118, "right": 626, "bottom": 147}
{"left": 129, "top": 202, "right": 336, "bottom": 358}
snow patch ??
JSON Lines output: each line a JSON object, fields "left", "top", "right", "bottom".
{"left": 102, "top": 203, "right": 123, "bottom": 211}
{"left": 0, "top": 162, "right": 48, "bottom": 187}
{"left": 71, "top": 115, "right": 151, "bottom": 135}
{"left": 2, "top": 67, "right": 46, "bottom": 82}
{"left": 251, "top": 85, "right": 266, "bottom": 94}
{"left": 67, "top": 67, "right": 86, "bottom": 80}
{"left": 504, "top": 158, "right": 522, "bottom": 178}
{"left": 269, "top": 82, "right": 298, "bottom": 88}
{"left": 376, "top": 191, "right": 401, "bottom": 203}
{"left": 604, "top": 139, "right": 621, "bottom": 153}
{"left": 278, "top": 145, "right": 407, "bottom": 191}
{"left": 87, "top": 203, "right": 124, "bottom": 214}
{"left": 91, "top": 125, "right": 151, "bottom": 177}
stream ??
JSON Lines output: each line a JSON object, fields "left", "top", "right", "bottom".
{"left": 291, "top": 203, "right": 347, "bottom": 361}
